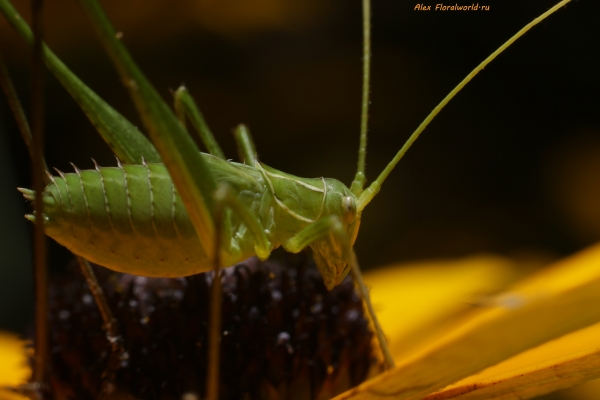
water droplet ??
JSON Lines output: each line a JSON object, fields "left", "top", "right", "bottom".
{"left": 82, "top": 294, "right": 93, "bottom": 305}
{"left": 310, "top": 302, "right": 322, "bottom": 314}
{"left": 182, "top": 392, "right": 200, "bottom": 400}
{"left": 276, "top": 331, "right": 291, "bottom": 345}
{"left": 345, "top": 309, "right": 359, "bottom": 322}
{"left": 271, "top": 290, "right": 282, "bottom": 302}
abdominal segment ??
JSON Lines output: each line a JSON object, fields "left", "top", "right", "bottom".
{"left": 42, "top": 163, "right": 210, "bottom": 277}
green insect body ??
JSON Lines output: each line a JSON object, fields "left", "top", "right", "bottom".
{"left": 22, "top": 153, "right": 359, "bottom": 287}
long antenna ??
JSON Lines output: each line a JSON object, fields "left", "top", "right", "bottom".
{"left": 357, "top": 0, "right": 573, "bottom": 211}
{"left": 350, "top": 0, "right": 371, "bottom": 196}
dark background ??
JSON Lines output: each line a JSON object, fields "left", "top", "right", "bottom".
{"left": 1, "top": 0, "right": 599, "bottom": 348}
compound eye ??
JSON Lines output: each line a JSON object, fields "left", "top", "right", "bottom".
{"left": 342, "top": 196, "right": 357, "bottom": 224}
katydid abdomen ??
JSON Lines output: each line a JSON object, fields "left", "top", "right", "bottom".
{"left": 21, "top": 154, "right": 271, "bottom": 277}
{"left": 21, "top": 151, "right": 358, "bottom": 280}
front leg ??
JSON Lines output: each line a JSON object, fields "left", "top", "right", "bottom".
{"left": 285, "top": 216, "right": 396, "bottom": 370}
{"left": 286, "top": 215, "right": 351, "bottom": 286}
{"left": 213, "top": 184, "right": 272, "bottom": 261}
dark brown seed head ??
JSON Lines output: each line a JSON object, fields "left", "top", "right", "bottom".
{"left": 46, "top": 252, "right": 375, "bottom": 399}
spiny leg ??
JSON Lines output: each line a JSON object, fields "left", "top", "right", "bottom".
{"left": 76, "top": 257, "right": 127, "bottom": 395}
{"left": 233, "top": 124, "right": 257, "bottom": 166}
{"left": 285, "top": 216, "right": 396, "bottom": 369}
{"left": 173, "top": 86, "right": 226, "bottom": 160}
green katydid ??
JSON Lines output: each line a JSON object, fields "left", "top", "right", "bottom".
{"left": 0, "top": 0, "right": 582, "bottom": 396}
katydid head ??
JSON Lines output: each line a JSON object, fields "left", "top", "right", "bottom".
{"left": 260, "top": 161, "right": 363, "bottom": 290}
{"left": 308, "top": 180, "right": 362, "bottom": 290}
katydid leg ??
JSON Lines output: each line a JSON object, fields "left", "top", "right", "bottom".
{"left": 206, "top": 183, "right": 274, "bottom": 399}
{"left": 76, "top": 257, "right": 127, "bottom": 394}
{"left": 285, "top": 216, "right": 396, "bottom": 370}
{"left": 286, "top": 216, "right": 347, "bottom": 254}
{"left": 348, "top": 252, "right": 396, "bottom": 369}
{"left": 233, "top": 124, "right": 257, "bottom": 166}
{"left": 213, "top": 184, "right": 271, "bottom": 260}
{"left": 206, "top": 187, "right": 225, "bottom": 400}
{"left": 0, "top": 0, "right": 160, "bottom": 165}
{"left": 173, "top": 86, "right": 225, "bottom": 160}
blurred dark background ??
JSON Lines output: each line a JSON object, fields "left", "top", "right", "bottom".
{"left": 1, "top": 0, "right": 599, "bottom": 339}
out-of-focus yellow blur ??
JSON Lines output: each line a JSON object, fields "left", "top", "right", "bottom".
{"left": 0, "top": 332, "right": 29, "bottom": 400}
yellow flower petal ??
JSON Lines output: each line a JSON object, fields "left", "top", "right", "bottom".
{"left": 0, "top": 390, "right": 28, "bottom": 400}
{"left": 335, "top": 242, "right": 600, "bottom": 400}
{"left": 0, "top": 332, "right": 30, "bottom": 400}
{"left": 5, "top": 246, "right": 599, "bottom": 400}
{"left": 363, "top": 254, "right": 522, "bottom": 362}
{"left": 424, "top": 322, "right": 600, "bottom": 399}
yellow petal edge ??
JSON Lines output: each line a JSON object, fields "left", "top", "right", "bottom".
{"left": 425, "top": 321, "right": 600, "bottom": 399}
{"left": 336, "top": 242, "right": 600, "bottom": 400}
